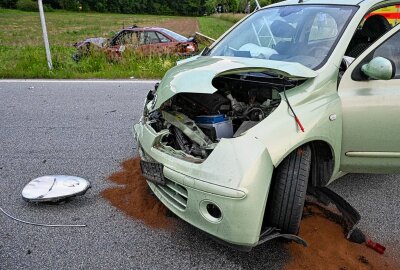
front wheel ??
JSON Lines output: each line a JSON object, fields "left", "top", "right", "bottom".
{"left": 267, "top": 145, "right": 311, "bottom": 234}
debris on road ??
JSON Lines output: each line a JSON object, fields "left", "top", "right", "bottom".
{"left": 22, "top": 175, "right": 91, "bottom": 203}
{"left": 366, "top": 239, "right": 386, "bottom": 254}
{"left": 285, "top": 205, "right": 397, "bottom": 270}
{"left": 102, "top": 159, "right": 398, "bottom": 269}
{"left": 0, "top": 206, "right": 86, "bottom": 227}
{"left": 0, "top": 175, "right": 90, "bottom": 227}
{"left": 102, "top": 157, "right": 174, "bottom": 229}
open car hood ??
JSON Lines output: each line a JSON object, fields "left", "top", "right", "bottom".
{"left": 153, "top": 56, "right": 317, "bottom": 110}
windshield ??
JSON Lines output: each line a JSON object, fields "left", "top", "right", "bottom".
{"left": 160, "top": 29, "right": 188, "bottom": 42}
{"left": 208, "top": 5, "right": 357, "bottom": 70}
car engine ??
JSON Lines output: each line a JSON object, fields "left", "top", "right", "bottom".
{"left": 146, "top": 72, "right": 300, "bottom": 159}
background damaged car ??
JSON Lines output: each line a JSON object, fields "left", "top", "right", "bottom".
{"left": 73, "top": 26, "right": 199, "bottom": 61}
{"left": 134, "top": 0, "right": 400, "bottom": 250}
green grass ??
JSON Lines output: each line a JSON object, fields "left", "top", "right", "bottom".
{"left": 0, "top": 45, "right": 179, "bottom": 79}
{"left": 211, "top": 13, "right": 247, "bottom": 24}
{"left": 0, "top": 9, "right": 234, "bottom": 79}
{"left": 197, "top": 16, "right": 235, "bottom": 40}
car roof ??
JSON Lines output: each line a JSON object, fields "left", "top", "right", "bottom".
{"left": 122, "top": 26, "right": 168, "bottom": 32}
{"left": 268, "top": 0, "right": 386, "bottom": 7}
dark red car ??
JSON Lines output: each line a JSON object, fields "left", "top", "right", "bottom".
{"left": 73, "top": 26, "right": 199, "bottom": 61}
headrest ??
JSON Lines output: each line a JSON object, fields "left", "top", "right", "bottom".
{"left": 271, "top": 20, "right": 295, "bottom": 38}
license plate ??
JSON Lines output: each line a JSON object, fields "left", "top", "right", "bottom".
{"left": 140, "top": 160, "right": 165, "bottom": 185}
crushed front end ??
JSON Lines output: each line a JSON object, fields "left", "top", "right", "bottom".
{"left": 133, "top": 58, "right": 310, "bottom": 248}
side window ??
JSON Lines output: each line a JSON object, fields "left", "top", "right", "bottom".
{"left": 113, "top": 31, "right": 128, "bottom": 46}
{"left": 123, "top": 32, "right": 139, "bottom": 46}
{"left": 309, "top": 13, "right": 338, "bottom": 42}
{"left": 138, "top": 31, "right": 146, "bottom": 45}
{"left": 129, "top": 32, "right": 139, "bottom": 46}
{"left": 156, "top": 32, "right": 171, "bottom": 43}
{"left": 346, "top": 5, "right": 395, "bottom": 58}
{"left": 369, "top": 6, "right": 400, "bottom": 27}
{"left": 373, "top": 30, "right": 400, "bottom": 78}
{"left": 145, "top": 31, "right": 161, "bottom": 44}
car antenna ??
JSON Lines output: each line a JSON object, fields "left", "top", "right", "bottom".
{"left": 282, "top": 77, "right": 305, "bottom": 132}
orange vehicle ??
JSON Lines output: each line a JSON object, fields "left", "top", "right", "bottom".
{"left": 367, "top": 5, "right": 400, "bottom": 26}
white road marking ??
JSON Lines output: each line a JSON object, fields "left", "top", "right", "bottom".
{"left": 0, "top": 79, "right": 159, "bottom": 84}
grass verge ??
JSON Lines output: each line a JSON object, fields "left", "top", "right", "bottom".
{"left": 197, "top": 16, "right": 235, "bottom": 40}
{"left": 0, "top": 9, "right": 234, "bottom": 79}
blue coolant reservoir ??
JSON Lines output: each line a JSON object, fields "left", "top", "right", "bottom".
{"left": 194, "top": 114, "right": 227, "bottom": 124}
{"left": 194, "top": 114, "right": 233, "bottom": 140}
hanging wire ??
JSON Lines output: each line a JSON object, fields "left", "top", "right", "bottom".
{"left": 282, "top": 77, "right": 305, "bottom": 132}
{"left": 0, "top": 206, "right": 86, "bottom": 228}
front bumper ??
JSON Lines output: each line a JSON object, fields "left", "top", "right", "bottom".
{"left": 133, "top": 120, "right": 275, "bottom": 247}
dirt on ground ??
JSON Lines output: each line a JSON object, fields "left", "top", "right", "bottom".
{"left": 285, "top": 205, "right": 398, "bottom": 270}
{"left": 158, "top": 18, "right": 200, "bottom": 37}
{"left": 101, "top": 158, "right": 174, "bottom": 229}
{"left": 103, "top": 157, "right": 398, "bottom": 269}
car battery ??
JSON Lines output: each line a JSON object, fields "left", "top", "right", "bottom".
{"left": 194, "top": 114, "right": 233, "bottom": 141}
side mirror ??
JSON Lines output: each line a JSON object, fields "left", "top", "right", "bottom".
{"left": 361, "top": 57, "right": 395, "bottom": 80}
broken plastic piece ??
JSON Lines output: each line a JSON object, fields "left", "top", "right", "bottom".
{"left": 348, "top": 227, "right": 366, "bottom": 244}
{"left": 366, "top": 239, "right": 386, "bottom": 254}
{"left": 22, "top": 175, "right": 90, "bottom": 203}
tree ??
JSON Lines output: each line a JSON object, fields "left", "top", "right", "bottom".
{"left": 0, "top": 0, "right": 18, "bottom": 8}
{"left": 59, "top": 0, "right": 79, "bottom": 11}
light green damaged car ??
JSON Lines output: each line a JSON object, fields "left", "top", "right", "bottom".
{"left": 134, "top": 0, "right": 400, "bottom": 249}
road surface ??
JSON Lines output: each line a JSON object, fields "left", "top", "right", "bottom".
{"left": 0, "top": 80, "right": 398, "bottom": 269}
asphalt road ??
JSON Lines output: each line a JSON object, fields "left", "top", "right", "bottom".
{"left": 0, "top": 80, "right": 399, "bottom": 269}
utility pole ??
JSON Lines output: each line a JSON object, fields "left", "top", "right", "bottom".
{"left": 254, "top": 0, "right": 261, "bottom": 11}
{"left": 38, "top": 0, "right": 53, "bottom": 70}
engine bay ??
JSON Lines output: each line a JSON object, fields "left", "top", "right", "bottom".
{"left": 146, "top": 72, "right": 300, "bottom": 160}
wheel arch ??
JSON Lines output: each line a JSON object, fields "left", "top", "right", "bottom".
{"left": 308, "top": 140, "right": 335, "bottom": 187}
{"left": 260, "top": 139, "right": 334, "bottom": 234}
{"left": 273, "top": 139, "right": 335, "bottom": 187}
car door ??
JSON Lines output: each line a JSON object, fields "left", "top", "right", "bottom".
{"left": 155, "top": 31, "right": 176, "bottom": 54}
{"left": 138, "top": 31, "right": 162, "bottom": 55}
{"left": 107, "top": 30, "right": 130, "bottom": 59}
{"left": 339, "top": 24, "right": 400, "bottom": 173}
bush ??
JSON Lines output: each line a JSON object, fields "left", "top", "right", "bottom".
{"left": 16, "top": 0, "right": 38, "bottom": 11}
{"left": 44, "top": 4, "right": 54, "bottom": 12}
{"left": 59, "top": 0, "right": 80, "bottom": 11}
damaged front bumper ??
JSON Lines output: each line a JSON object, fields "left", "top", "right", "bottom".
{"left": 133, "top": 119, "right": 276, "bottom": 248}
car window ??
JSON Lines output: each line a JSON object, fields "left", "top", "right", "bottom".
{"left": 113, "top": 31, "right": 139, "bottom": 46}
{"left": 156, "top": 32, "right": 171, "bottom": 43}
{"left": 369, "top": 5, "right": 400, "bottom": 27}
{"left": 146, "top": 31, "right": 160, "bottom": 44}
{"left": 138, "top": 31, "right": 145, "bottom": 45}
{"left": 309, "top": 13, "right": 338, "bottom": 41}
{"left": 208, "top": 5, "right": 357, "bottom": 70}
{"left": 113, "top": 31, "right": 127, "bottom": 46}
{"left": 346, "top": 5, "right": 397, "bottom": 58}
{"left": 159, "top": 29, "right": 188, "bottom": 42}
{"left": 373, "top": 30, "right": 400, "bottom": 78}
{"left": 124, "top": 32, "right": 139, "bottom": 46}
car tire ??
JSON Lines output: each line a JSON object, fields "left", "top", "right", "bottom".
{"left": 267, "top": 145, "right": 311, "bottom": 235}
